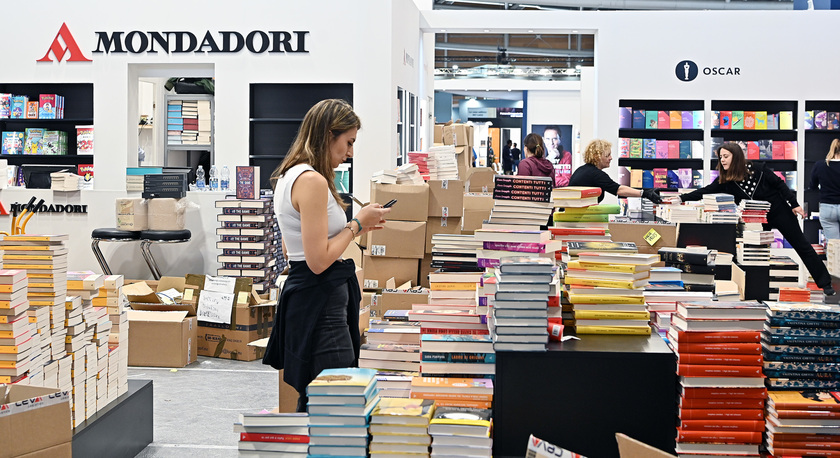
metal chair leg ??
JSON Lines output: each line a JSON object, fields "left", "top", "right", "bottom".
{"left": 90, "top": 239, "right": 112, "bottom": 275}
{"left": 140, "top": 241, "right": 162, "bottom": 280}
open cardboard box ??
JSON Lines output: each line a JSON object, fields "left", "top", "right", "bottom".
{"left": 0, "top": 385, "right": 72, "bottom": 458}
{"left": 615, "top": 433, "right": 676, "bottom": 458}
{"left": 124, "top": 276, "right": 199, "bottom": 315}
{"left": 127, "top": 310, "right": 198, "bottom": 367}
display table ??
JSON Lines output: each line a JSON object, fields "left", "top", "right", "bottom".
{"left": 493, "top": 334, "right": 677, "bottom": 458}
{"left": 72, "top": 379, "right": 153, "bottom": 457}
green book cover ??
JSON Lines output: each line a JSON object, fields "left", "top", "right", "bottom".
{"left": 731, "top": 111, "right": 744, "bottom": 129}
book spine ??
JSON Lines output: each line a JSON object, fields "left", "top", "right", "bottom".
{"left": 566, "top": 261, "right": 638, "bottom": 273}
{"left": 574, "top": 325, "right": 650, "bottom": 335}
{"left": 573, "top": 310, "right": 649, "bottom": 320}
{"left": 681, "top": 387, "right": 767, "bottom": 399}
{"left": 677, "top": 364, "right": 762, "bottom": 377}
{"left": 681, "top": 398, "right": 764, "bottom": 410}
{"left": 429, "top": 283, "right": 478, "bottom": 291}
{"left": 677, "top": 430, "right": 762, "bottom": 443}
{"left": 420, "top": 398, "right": 493, "bottom": 409}
{"left": 564, "top": 277, "right": 637, "bottom": 289}
{"left": 673, "top": 330, "right": 761, "bottom": 343}
{"left": 772, "top": 440, "right": 840, "bottom": 449}
{"left": 420, "top": 327, "right": 489, "bottom": 335}
{"left": 421, "top": 352, "right": 496, "bottom": 363}
{"left": 770, "top": 448, "right": 840, "bottom": 457}
{"left": 678, "top": 408, "right": 764, "bottom": 420}
{"left": 678, "top": 353, "right": 763, "bottom": 365}
{"left": 660, "top": 251, "right": 710, "bottom": 265}
{"left": 567, "top": 295, "right": 645, "bottom": 305}
{"left": 409, "top": 391, "right": 493, "bottom": 402}
{"left": 679, "top": 419, "right": 764, "bottom": 431}
{"left": 239, "top": 433, "right": 309, "bottom": 443}
{"left": 482, "top": 241, "right": 545, "bottom": 253}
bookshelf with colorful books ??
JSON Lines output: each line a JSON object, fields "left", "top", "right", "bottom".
{"left": 164, "top": 94, "right": 213, "bottom": 168}
{"left": 617, "top": 99, "right": 705, "bottom": 190}
{"left": 802, "top": 100, "right": 840, "bottom": 246}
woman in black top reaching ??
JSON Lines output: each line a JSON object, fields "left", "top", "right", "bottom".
{"left": 568, "top": 139, "right": 662, "bottom": 203}
{"left": 679, "top": 142, "right": 835, "bottom": 296}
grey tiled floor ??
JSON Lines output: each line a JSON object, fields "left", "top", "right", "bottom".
{"left": 129, "top": 356, "right": 279, "bottom": 458}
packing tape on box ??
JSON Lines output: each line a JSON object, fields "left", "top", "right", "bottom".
{"left": 116, "top": 198, "right": 149, "bottom": 230}
{"left": 147, "top": 197, "right": 198, "bottom": 230}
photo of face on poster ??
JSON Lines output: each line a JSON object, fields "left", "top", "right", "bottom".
{"left": 532, "top": 124, "right": 573, "bottom": 187}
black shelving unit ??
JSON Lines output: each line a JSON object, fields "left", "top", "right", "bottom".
{"left": 710, "top": 99, "right": 798, "bottom": 142}
{"left": 802, "top": 100, "right": 840, "bottom": 244}
{"left": 0, "top": 83, "right": 93, "bottom": 167}
{"left": 249, "top": 83, "right": 353, "bottom": 191}
{"left": 710, "top": 158, "right": 799, "bottom": 172}
{"left": 618, "top": 158, "right": 703, "bottom": 170}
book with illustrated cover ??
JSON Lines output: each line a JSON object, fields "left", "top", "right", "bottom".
{"left": 720, "top": 111, "right": 732, "bottom": 129}
{"left": 618, "top": 137, "right": 630, "bottom": 158}
{"left": 629, "top": 138, "right": 642, "bottom": 158}
{"left": 430, "top": 406, "right": 492, "bottom": 427}
{"left": 76, "top": 125, "right": 94, "bottom": 155}
{"left": 645, "top": 110, "right": 658, "bottom": 129}
{"left": 1, "top": 131, "right": 23, "bottom": 155}
{"left": 654, "top": 140, "right": 668, "bottom": 159}
{"left": 10, "top": 96, "right": 27, "bottom": 119}
{"left": 0, "top": 94, "right": 9, "bottom": 118}
{"left": 743, "top": 111, "right": 755, "bottom": 129}
{"left": 236, "top": 166, "right": 260, "bottom": 199}
{"left": 371, "top": 398, "right": 435, "bottom": 425}
{"left": 642, "top": 138, "right": 656, "bottom": 158}
{"left": 25, "top": 101, "right": 38, "bottom": 119}
{"left": 767, "top": 391, "right": 840, "bottom": 412}
{"left": 731, "top": 110, "right": 744, "bottom": 129}
{"left": 306, "top": 367, "right": 377, "bottom": 396}
{"left": 642, "top": 170, "right": 654, "bottom": 188}
{"left": 632, "top": 109, "right": 645, "bottom": 128}
{"left": 754, "top": 111, "right": 768, "bottom": 129}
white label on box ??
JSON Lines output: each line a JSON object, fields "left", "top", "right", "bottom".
{"left": 482, "top": 186, "right": 489, "bottom": 192}
{"left": 440, "top": 217, "right": 448, "bottom": 227}
{"left": 441, "top": 206, "right": 449, "bottom": 218}
{"left": 364, "top": 279, "right": 379, "bottom": 289}
{"left": 441, "top": 180, "right": 448, "bottom": 189}
{"left": 370, "top": 245, "right": 387, "bottom": 256}
{"left": 197, "top": 291, "right": 234, "bottom": 324}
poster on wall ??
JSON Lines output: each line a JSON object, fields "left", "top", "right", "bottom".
{"left": 531, "top": 124, "right": 573, "bottom": 187}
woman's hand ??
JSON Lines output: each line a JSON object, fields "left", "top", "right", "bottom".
{"left": 354, "top": 204, "right": 391, "bottom": 235}
{"left": 792, "top": 206, "right": 806, "bottom": 219}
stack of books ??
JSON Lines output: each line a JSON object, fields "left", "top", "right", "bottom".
{"left": 553, "top": 204, "right": 620, "bottom": 247}
{"left": 777, "top": 287, "right": 814, "bottom": 303}
{"left": 567, "top": 252, "right": 657, "bottom": 336}
{"left": 474, "top": 228, "right": 558, "bottom": 269}
{"left": 486, "top": 175, "right": 553, "bottom": 229}
{"left": 737, "top": 230, "right": 773, "bottom": 266}
{"left": 410, "top": 375, "right": 493, "bottom": 410}
{"left": 67, "top": 272, "right": 111, "bottom": 414}
{"left": 359, "top": 313, "right": 421, "bottom": 375}
{"left": 395, "top": 163, "right": 424, "bottom": 185}
{"left": 64, "top": 294, "right": 95, "bottom": 427}
{"left": 236, "top": 411, "right": 309, "bottom": 456}
{"left": 702, "top": 193, "right": 739, "bottom": 223}
{"left": 829, "top": 239, "right": 840, "bottom": 277}
{"left": 366, "top": 312, "right": 421, "bottom": 349}
{"left": 371, "top": 169, "right": 398, "bottom": 184}
{"left": 306, "top": 368, "right": 380, "bottom": 457}
{"left": 369, "top": 398, "right": 435, "bottom": 457}
{"left": 768, "top": 256, "right": 800, "bottom": 301}
{"left": 215, "top": 197, "right": 282, "bottom": 294}
{"left": 658, "top": 204, "right": 703, "bottom": 223}
{"left": 427, "top": 270, "right": 482, "bottom": 309}
{"left": 669, "top": 300, "right": 767, "bottom": 458}
{"left": 491, "top": 256, "right": 553, "bottom": 350}
{"left": 430, "top": 234, "right": 481, "bottom": 272}
{"left": 407, "top": 151, "right": 430, "bottom": 181}
{"left": 764, "top": 391, "right": 840, "bottom": 457}
{"left": 99, "top": 275, "right": 128, "bottom": 402}
{"left": 738, "top": 200, "right": 771, "bottom": 228}
{"left": 762, "top": 302, "right": 840, "bottom": 390}
{"left": 0, "top": 270, "right": 33, "bottom": 385}
{"left": 564, "top": 240, "right": 637, "bottom": 264}
{"left": 659, "top": 247, "right": 717, "bottom": 293}
{"left": 409, "top": 309, "right": 492, "bottom": 378}
{"left": 427, "top": 145, "right": 459, "bottom": 180}
{"left": 551, "top": 186, "right": 601, "bottom": 209}
{"left": 428, "top": 406, "right": 493, "bottom": 458}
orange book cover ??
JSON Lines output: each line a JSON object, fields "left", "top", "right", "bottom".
{"left": 768, "top": 391, "right": 840, "bottom": 412}
{"left": 418, "top": 398, "right": 492, "bottom": 409}
{"left": 743, "top": 111, "right": 756, "bottom": 129}
{"left": 675, "top": 342, "right": 761, "bottom": 354}
{"left": 680, "top": 397, "right": 764, "bottom": 410}
{"left": 678, "top": 408, "right": 764, "bottom": 420}
{"left": 673, "top": 329, "right": 761, "bottom": 343}
{"left": 770, "top": 447, "right": 840, "bottom": 457}
{"left": 772, "top": 440, "right": 840, "bottom": 450}
{"left": 680, "top": 419, "right": 764, "bottom": 431}
{"left": 677, "top": 429, "right": 762, "bottom": 444}
{"left": 670, "top": 111, "right": 682, "bottom": 129}
{"left": 678, "top": 353, "right": 762, "bottom": 366}
{"left": 677, "top": 364, "right": 762, "bottom": 377}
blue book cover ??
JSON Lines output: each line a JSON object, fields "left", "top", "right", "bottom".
{"left": 642, "top": 138, "right": 656, "bottom": 158}
{"left": 679, "top": 140, "right": 691, "bottom": 159}
{"left": 618, "top": 107, "right": 632, "bottom": 128}
{"left": 805, "top": 110, "right": 815, "bottom": 129}
{"left": 642, "top": 170, "right": 654, "bottom": 188}
{"left": 666, "top": 170, "right": 680, "bottom": 188}
{"left": 632, "top": 110, "right": 646, "bottom": 129}
{"left": 693, "top": 110, "right": 704, "bottom": 129}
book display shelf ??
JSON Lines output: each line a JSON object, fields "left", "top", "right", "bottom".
{"left": 802, "top": 100, "right": 840, "bottom": 245}
{"left": 163, "top": 94, "right": 214, "bottom": 168}
{"left": 617, "top": 99, "right": 705, "bottom": 189}
{"left": 249, "top": 83, "right": 353, "bottom": 191}
{"left": 0, "top": 82, "right": 93, "bottom": 166}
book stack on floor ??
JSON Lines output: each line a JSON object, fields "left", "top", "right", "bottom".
{"left": 430, "top": 234, "right": 482, "bottom": 273}
{"left": 567, "top": 252, "right": 658, "bottom": 336}
{"left": 67, "top": 272, "right": 111, "bottom": 415}
{"left": 659, "top": 247, "right": 718, "bottom": 293}
{"left": 427, "top": 145, "right": 459, "bottom": 180}
{"left": 407, "top": 151, "right": 430, "bottom": 181}
{"left": 215, "top": 197, "right": 282, "bottom": 294}
{"left": 63, "top": 294, "right": 96, "bottom": 427}
{"left": 412, "top": 331, "right": 494, "bottom": 409}
{"left": 669, "top": 300, "right": 767, "bottom": 458}
{"left": 360, "top": 312, "right": 421, "bottom": 375}
{"left": 0, "top": 270, "right": 33, "bottom": 386}
{"left": 490, "top": 256, "right": 553, "bottom": 350}
{"left": 484, "top": 175, "right": 553, "bottom": 230}
{"left": 369, "top": 397, "right": 435, "bottom": 457}
{"left": 428, "top": 406, "right": 493, "bottom": 458}
{"left": 396, "top": 163, "right": 425, "bottom": 185}
{"left": 764, "top": 391, "right": 840, "bottom": 457}
{"left": 736, "top": 231, "right": 773, "bottom": 266}
{"left": 98, "top": 275, "right": 128, "bottom": 402}
{"left": 762, "top": 302, "right": 840, "bottom": 391}
{"left": 768, "top": 256, "right": 799, "bottom": 301}
{"left": 427, "top": 270, "right": 483, "bottom": 311}
{"left": 236, "top": 411, "right": 309, "bottom": 456}
{"left": 702, "top": 193, "right": 739, "bottom": 223}
{"left": 307, "top": 368, "right": 381, "bottom": 457}
{"left": 410, "top": 308, "right": 492, "bottom": 378}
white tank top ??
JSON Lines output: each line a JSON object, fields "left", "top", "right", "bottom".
{"left": 275, "top": 163, "right": 347, "bottom": 262}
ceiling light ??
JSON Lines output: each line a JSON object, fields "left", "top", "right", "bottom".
{"left": 572, "top": 30, "right": 579, "bottom": 33}
{"left": 440, "top": 29, "right": 446, "bottom": 32}
{"left": 485, "top": 89, "right": 490, "bottom": 91}
{"left": 452, "top": 64, "right": 459, "bottom": 70}
{"left": 507, "top": 89, "right": 511, "bottom": 92}
{"left": 528, "top": 30, "right": 534, "bottom": 33}
{"left": 484, "top": 29, "right": 490, "bottom": 32}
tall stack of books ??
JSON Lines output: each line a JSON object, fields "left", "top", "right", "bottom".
{"left": 737, "top": 231, "right": 773, "bottom": 266}
{"left": 490, "top": 256, "right": 553, "bottom": 350}
{"left": 430, "top": 234, "right": 482, "bottom": 273}
{"left": 359, "top": 313, "right": 421, "bottom": 375}
{"left": 0, "top": 270, "right": 32, "bottom": 385}
{"left": 567, "top": 252, "right": 658, "bottom": 336}
{"left": 738, "top": 200, "right": 770, "bottom": 228}
{"left": 97, "top": 275, "right": 128, "bottom": 402}
{"left": 485, "top": 175, "right": 553, "bottom": 229}
{"left": 702, "top": 193, "right": 739, "bottom": 223}
{"left": 659, "top": 247, "right": 717, "bottom": 293}
{"left": 427, "top": 145, "right": 459, "bottom": 180}
{"left": 215, "top": 197, "right": 282, "bottom": 294}
{"left": 764, "top": 391, "right": 840, "bottom": 457}
{"left": 396, "top": 163, "right": 425, "bottom": 185}
{"left": 410, "top": 375, "right": 493, "bottom": 410}
{"left": 369, "top": 398, "right": 435, "bottom": 457}
{"left": 427, "top": 270, "right": 482, "bottom": 309}
{"left": 828, "top": 239, "right": 840, "bottom": 276}
{"left": 762, "top": 302, "right": 840, "bottom": 391}
{"left": 306, "top": 368, "right": 380, "bottom": 457}
{"left": 236, "top": 411, "right": 309, "bottom": 456}
{"left": 552, "top": 205, "right": 621, "bottom": 255}
{"left": 371, "top": 169, "right": 398, "bottom": 184}
{"left": 63, "top": 294, "right": 91, "bottom": 427}
{"left": 407, "top": 151, "right": 430, "bottom": 181}
{"left": 669, "top": 300, "right": 767, "bottom": 458}
{"left": 768, "top": 256, "right": 800, "bottom": 301}
{"left": 428, "top": 406, "right": 493, "bottom": 458}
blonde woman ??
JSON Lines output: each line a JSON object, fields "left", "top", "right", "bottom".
{"left": 809, "top": 138, "right": 840, "bottom": 240}
{"left": 568, "top": 139, "right": 662, "bottom": 204}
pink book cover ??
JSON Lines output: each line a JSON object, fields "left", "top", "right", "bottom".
{"left": 236, "top": 166, "right": 260, "bottom": 199}
{"left": 652, "top": 168, "right": 668, "bottom": 189}
{"left": 772, "top": 141, "right": 784, "bottom": 160}
{"left": 785, "top": 141, "right": 797, "bottom": 160}
{"left": 658, "top": 111, "right": 670, "bottom": 129}
{"left": 668, "top": 140, "right": 679, "bottom": 159}
{"left": 655, "top": 140, "right": 669, "bottom": 158}
{"left": 747, "top": 142, "right": 760, "bottom": 160}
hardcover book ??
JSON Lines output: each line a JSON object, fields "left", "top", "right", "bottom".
{"left": 632, "top": 110, "right": 646, "bottom": 128}
{"left": 236, "top": 166, "right": 260, "bottom": 199}
{"left": 0, "top": 94, "right": 9, "bottom": 118}
{"left": 731, "top": 110, "right": 744, "bottom": 129}
{"left": 720, "top": 111, "right": 732, "bottom": 129}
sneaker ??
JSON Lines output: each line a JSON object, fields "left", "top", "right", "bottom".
{"left": 825, "top": 286, "right": 837, "bottom": 297}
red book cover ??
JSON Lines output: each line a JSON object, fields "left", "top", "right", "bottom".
{"left": 236, "top": 166, "right": 260, "bottom": 199}
{"left": 677, "top": 429, "right": 762, "bottom": 444}
{"left": 652, "top": 168, "right": 667, "bottom": 189}
{"left": 680, "top": 419, "right": 764, "bottom": 431}
{"left": 771, "top": 434, "right": 840, "bottom": 442}
{"left": 677, "top": 364, "right": 762, "bottom": 377}
{"left": 668, "top": 140, "right": 679, "bottom": 159}
{"left": 786, "top": 141, "right": 798, "bottom": 160}
{"left": 239, "top": 433, "right": 309, "bottom": 443}
{"left": 681, "top": 387, "right": 767, "bottom": 399}
{"left": 678, "top": 408, "right": 764, "bottom": 420}
{"left": 720, "top": 111, "right": 732, "bottom": 129}
{"left": 554, "top": 187, "right": 602, "bottom": 198}
{"left": 680, "top": 397, "right": 764, "bottom": 410}
{"left": 772, "top": 440, "right": 840, "bottom": 450}
{"left": 770, "top": 447, "right": 840, "bottom": 457}
{"left": 678, "top": 353, "right": 762, "bottom": 366}
{"left": 549, "top": 227, "right": 607, "bottom": 237}
{"left": 674, "top": 342, "right": 761, "bottom": 354}
{"left": 774, "top": 409, "right": 840, "bottom": 419}
{"left": 673, "top": 330, "right": 761, "bottom": 343}
{"left": 747, "top": 141, "right": 760, "bottom": 160}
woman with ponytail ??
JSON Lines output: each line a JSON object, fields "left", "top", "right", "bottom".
{"left": 809, "top": 138, "right": 840, "bottom": 241}
{"left": 517, "top": 132, "right": 554, "bottom": 179}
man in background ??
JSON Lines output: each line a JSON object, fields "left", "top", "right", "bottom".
{"left": 544, "top": 125, "right": 572, "bottom": 186}
{"left": 511, "top": 142, "right": 522, "bottom": 173}
{"left": 502, "top": 139, "right": 513, "bottom": 174}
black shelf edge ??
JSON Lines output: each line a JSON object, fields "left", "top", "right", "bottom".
{"left": 249, "top": 155, "right": 285, "bottom": 159}
{"left": 711, "top": 158, "right": 797, "bottom": 163}
{"left": 249, "top": 118, "right": 305, "bottom": 123}
{"left": 711, "top": 129, "right": 795, "bottom": 134}
{"left": 619, "top": 128, "right": 703, "bottom": 134}
{"left": 804, "top": 129, "right": 840, "bottom": 133}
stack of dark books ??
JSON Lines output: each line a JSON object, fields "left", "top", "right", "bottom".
{"left": 658, "top": 247, "right": 717, "bottom": 293}
{"left": 484, "top": 175, "right": 553, "bottom": 230}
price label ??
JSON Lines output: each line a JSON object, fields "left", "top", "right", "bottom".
{"left": 643, "top": 228, "right": 662, "bottom": 246}
{"left": 441, "top": 206, "right": 449, "bottom": 218}
{"left": 370, "top": 245, "right": 387, "bottom": 256}
{"left": 441, "top": 180, "right": 448, "bottom": 189}
{"left": 440, "top": 217, "right": 447, "bottom": 227}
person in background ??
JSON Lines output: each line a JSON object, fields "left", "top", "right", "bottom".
{"left": 502, "top": 139, "right": 513, "bottom": 174}
{"left": 544, "top": 125, "right": 572, "bottom": 186}
{"left": 264, "top": 99, "right": 392, "bottom": 411}
{"left": 679, "top": 142, "right": 835, "bottom": 296}
{"left": 517, "top": 133, "right": 554, "bottom": 179}
{"left": 809, "top": 138, "right": 840, "bottom": 241}
{"left": 511, "top": 142, "right": 522, "bottom": 173}
{"left": 569, "top": 139, "right": 662, "bottom": 204}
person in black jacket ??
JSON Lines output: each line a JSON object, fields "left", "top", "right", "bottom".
{"left": 809, "top": 138, "right": 840, "bottom": 241}
{"left": 502, "top": 139, "right": 513, "bottom": 174}
{"left": 679, "top": 142, "right": 835, "bottom": 296}
{"left": 569, "top": 139, "right": 662, "bottom": 204}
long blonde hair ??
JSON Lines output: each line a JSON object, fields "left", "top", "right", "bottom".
{"left": 270, "top": 99, "right": 360, "bottom": 210}
{"left": 828, "top": 139, "right": 840, "bottom": 165}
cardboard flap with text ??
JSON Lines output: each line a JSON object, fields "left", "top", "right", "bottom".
{"left": 185, "top": 274, "right": 255, "bottom": 329}
{"left": 615, "top": 433, "right": 676, "bottom": 458}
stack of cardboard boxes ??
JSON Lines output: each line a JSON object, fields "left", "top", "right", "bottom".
{"left": 435, "top": 122, "right": 474, "bottom": 179}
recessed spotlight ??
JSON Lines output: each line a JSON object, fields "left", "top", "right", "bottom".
{"left": 486, "top": 89, "right": 490, "bottom": 91}
{"left": 528, "top": 30, "right": 534, "bottom": 33}
{"left": 452, "top": 64, "right": 459, "bottom": 70}
{"left": 440, "top": 29, "right": 446, "bottom": 32}
{"left": 575, "top": 65, "right": 582, "bottom": 70}
{"left": 507, "top": 89, "right": 511, "bottom": 92}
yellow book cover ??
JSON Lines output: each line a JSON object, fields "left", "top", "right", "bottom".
{"left": 0, "top": 343, "right": 26, "bottom": 353}
{"left": 573, "top": 310, "right": 650, "bottom": 320}
{"left": 430, "top": 283, "right": 477, "bottom": 291}
{"left": 0, "top": 285, "right": 22, "bottom": 293}
{"left": 26, "top": 273, "right": 59, "bottom": 278}
{"left": 30, "top": 300, "right": 60, "bottom": 306}
{"left": 564, "top": 276, "right": 639, "bottom": 289}
{"left": 28, "top": 282, "right": 56, "bottom": 289}
{"left": 755, "top": 111, "right": 768, "bottom": 129}
{"left": 0, "top": 360, "right": 22, "bottom": 368}
{"left": 3, "top": 264, "right": 61, "bottom": 270}
{"left": 2, "top": 254, "right": 61, "bottom": 260}
{"left": 430, "top": 406, "right": 492, "bottom": 427}
{"left": 372, "top": 398, "right": 435, "bottom": 424}
{"left": 2, "top": 235, "right": 69, "bottom": 242}
{"left": 567, "top": 294, "right": 645, "bottom": 305}
{"left": 0, "top": 245, "right": 62, "bottom": 251}
{"left": 575, "top": 325, "right": 651, "bottom": 335}
{"left": 566, "top": 261, "right": 647, "bottom": 273}
{"left": 780, "top": 111, "right": 793, "bottom": 130}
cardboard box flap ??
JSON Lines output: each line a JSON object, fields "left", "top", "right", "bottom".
{"left": 157, "top": 276, "right": 187, "bottom": 293}
{"left": 123, "top": 282, "right": 158, "bottom": 303}
{"left": 248, "top": 337, "right": 269, "bottom": 348}
{"left": 3, "top": 386, "right": 64, "bottom": 404}
{"left": 616, "top": 433, "right": 676, "bottom": 458}
{"left": 127, "top": 310, "right": 189, "bottom": 322}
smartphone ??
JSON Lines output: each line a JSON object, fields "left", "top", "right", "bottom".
{"left": 383, "top": 199, "right": 398, "bottom": 208}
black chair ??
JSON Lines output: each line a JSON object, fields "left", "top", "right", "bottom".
{"left": 139, "top": 230, "right": 192, "bottom": 280}
{"left": 90, "top": 229, "right": 142, "bottom": 275}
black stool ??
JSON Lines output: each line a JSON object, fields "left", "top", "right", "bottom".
{"left": 139, "top": 230, "right": 192, "bottom": 280}
{"left": 91, "top": 228, "right": 142, "bottom": 275}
